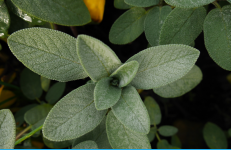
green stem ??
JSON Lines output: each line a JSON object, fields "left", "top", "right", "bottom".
{"left": 156, "top": 132, "right": 161, "bottom": 142}
{"left": 159, "top": 0, "right": 164, "bottom": 5}
{"left": 15, "top": 125, "right": 43, "bottom": 146}
{"left": 0, "top": 81, "right": 20, "bottom": 90}
{"left": 50, "top": 23, "right": 55, "bottom": 29}
{"left": 15, "top": 125, "right": 32, "bottom": 140}
{"left": 212, "top": 1, "right": 221, "bottom": 9}
{"left": 0, "top": 96, "right": 17, "bottom": 106}
{"left": 35, "top": 98, "right": 42, "bottom": 104}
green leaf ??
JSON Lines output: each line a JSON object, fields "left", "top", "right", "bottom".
{"left": 189, "top": 41, "right": 195, "bottom": 47}
{"left": 158, "top": 125, "right": 178, "bottom": 137}
{"left": 147, "top": 127, "right": 157, "bottom": 142}
{"left": 110, "top": 61, "right": 139, "bottom": 88}
{"left": 112, "top": 86, "right": 150, "bottom": 134}
{"left": 40, "top": 76, "right": 50, "bottom": 92}
{"left": 171, "top": 135, "right": 182, "bottom": 148}
{"left": 0, "top": 109, "right": 16, "bottom": 149}
{"left": 43, "top": 84, "right": 107, "bottom": 141}
{"left": 8, "top": 12, "right": 30, "bottom": 34}
{"left": 106, "top": 111, "right": 151, "bottom": 149}
{"left": 10, "top": 0, "right": 91, "bottom": 26}
{"left": 77, "top": 35, "right": 121, "bottom": 82}
{"left": 157, "top": 140, "right": 172, "bottom": 149}
{"left": 204, "top": 5, "right": 231, "bottom": 70}
{"left": 144, "top": 96, "right": 161, "bottom": 125}
{"left": 0, "top": 1, "right": 10, "bottom": 37}
{"left": 109, "top": 7, "right": 147, "bottom": 44}
{"left": 43, "top": 137, "right": 73, "bottom": 149}
{"left": 45, "top": 82, "right": 66, "bottom": 105}
{"left": 124, "top": 0, "right": 159, "bottom": 7}
{"left": 203, "top": 122, "right": 228, "bottom": 149}
{"left": 72, "top": 141, "right": 98, "bottom": 149}
{"left": 8, "top": 28, "right": 88, "bottom": 82}
{"left": 153, "top": 65, "right": 202, "bottom": 98}
{"left": 228, "top": 0, "right": 231, "bottom": 4}
{"left": 114, "top": 0, "right": 132, "bottom": 9}
{"left": 126, "top": 44, "right": 200, "bottom": 89}
{"left": 20, "top": 68, "right": 43, "bottom": 100}
{"left": 144, "top": 6, "right": 172, "bottom": 47}
{"left": 228, "top": 128, "right": 231, "bottom": 137}
{"left": 94, "top": 77, "right": 121, "bottom": 110}
{"left": 164, "top": 0, "right": 214, "bottom": 8}
{"left": 159, "top": 7, "right": 206, "bottom": 45}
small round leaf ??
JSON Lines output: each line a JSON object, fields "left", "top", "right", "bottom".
{"left": 158, "top": 125, "right": 178, "bottom": 137}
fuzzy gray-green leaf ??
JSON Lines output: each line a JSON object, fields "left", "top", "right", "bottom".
{"left": 153, "top": 65, "right": 202, "bottom": 98}
{"left": 164, "top": 0, "right": 214, "bottom": 8}
{"left": 109, "top": 7, "right": 146, "bottom": 44}
{"left": 106, "top": 111, "right": 151, "bottom": 149}
{"left": 204, "top": 5, "right": 231, "bottom": 70}
{"left": 0, "top": 109, "right": 16, "bottom": 149}
{"left": 126, "top": 44, "right": 200, "bottom": 89}
{"left": 159, "top": 7, "right": 206, "bottom": 45}
{"left": 124, "top": 0, "right": 159, "bottom": 7}
{"left": 73, "top": 141, "right": 98, "bottom": 149}
{"left": 158, "top": 125, "right": 178, "bottom": 137}
{"left": 45, "top": 82, "right": 66, "bottom": 105}
{"left": 112, "top": 86, "right": 150, "bottom": 134}
{"left": 8, "top": 28, "right": 87, "bottom": 82}
{"left": 0, "top": 2, "right": 10, "bottom": 37}
{"left": 94, "top": 77, "right": 121, "bottom": 110}
{"left": 43, "top": 84, "right": 107, "bottom": 141}
{"left": 43, "top": 137, "right": 73, "bottom": 149}
{"left": 114, "top": 0, "right": 132, "bottom": 9}
{"left": 77, "top": 35, "right": 121, "bottom": 82}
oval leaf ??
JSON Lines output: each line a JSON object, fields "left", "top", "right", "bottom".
{"left": 110, "top": 61, "right": 139, "bottom": 88}
{"left": 114, "top": 0, "right": 132, "bottom": 9}
{"left": 157, "top": 140, "right": 172, "bottom": 149}
{"left": 203, "top": 122, "right": 228, "bottom": 149}
{"left": 171, "top": 135, "right": 182, "bottom": 148}
{"left": 43, "top": 84, "right": 107, "bottom": 141}
{"left": 158, "top": 125, "right": 178, "bottom": 137}
{"left": 45, "top": 82, "right": 66, "bottom": 105}
{"left": 43, "top": 137, "right": 73, "bottom": 149}
{"left": 0, "top": 109, "right": 16, "bottom": 149}
{"left": 109, "top": 7, "right": 146, "bottom": 44}
{"left": 147, "top": 127, "right": 157, "bottom": 142}
{"left": 8, "top": 28, "right": 88, "bottom": 82}
{"left": 0, "top": 2, "right": 10, "bottom": 37}
{"left": 106, "top": 111, "right": 151, "bottom": 149}
{"left": 73, "top": 141, "right": 98, "bottom": 149}
{"left": 153, "top": 65, "right": 202, "bottom": 98}
{"left": 144, "top": 6, "right": 172, "bottom": 47}
{"left": 94, "top": 77, "right": 122, "bottom": 110}
{"left": 204, "top": 5, "right": 231, "bottom": 70}
{"left": 11, "top": 0, "right": 91, "bottom": 26}
{"left": 112, "top": 86, "right": 150, "bottom": 134}
{"left": 164, "top": 0, "right": 214, "bottom": 8}
{"left": 40, "top": 76, "right": 50, "bottom": 92}
{"left": 77, "top": 35, "right": 121, "bottom": 82}
{"left": 124, "top": 0, "right": 159, "bottom": 7}
{"left": 159, "top": 7, "right": 206, "bottom": 45}
{"left": 126, "top": 44, "right": 200, "bottom": 89}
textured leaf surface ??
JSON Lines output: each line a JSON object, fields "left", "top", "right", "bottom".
{"left": 203, "top": 122, "right": 228, "bottom": 149}
{"left": 106, "top": 111, "right": 151, "bottom": 149}
{"left": 77, "top": 35, "right": 121, "bottom": 82}
{"left": 11, "top": 0, "right": 91, "bottom": 26}
{"left": 204, "top": 5, "right": 231, "bottom": 70}
{"left": 159, "top": 7, "right": 206, "bottom": 45}
{"left": 109, "top": 7, "right": 146, "bottom": 44}
{"left": 110, "top": 61, "right": 139, "bottom": 88}
{"left": 114, "top": 0, "right": 132, "bottom": 9}
{"left": 43, "top": 84, "right": 107, "bottom": 141}
{"left": 144, "top": 96, "right": 161, "bottom": 125}
{"left": 124, "top": 0, "right": 159, "bottom": 7}
{"left": 8, "top": 28, "right": 87, "bottom": 82}
{"left": 45, "top": 82, "right": 66, "bottom": 105}
{"left": 147, "top": 127, "right": 157, "bottom": 142}
{"left": 171, "top": 135, "right": 182, "bottom": 148}
{"left": 144, "top": 6, "right": 172, "bottom": 46}
{"left": 153, "top": 65, "right": 202, "bottom": 98}
{"left": 40, "top": 76, "right": 50, "bottom": 92}
{"left": 0, "top": 109, "right": 16, "bottom": 149}
{"left": 126, "top": 44, "right": 200, "bottom": 89}
{"left": 20, "top": 68, "right": 43, "bottom": 100}
{"left": 0, "top": 2, "right": 10, "bottom": 36}
{"left": 73, "top": 141, "right": 98, "bottom": 149}
{"left": 158, "top": 125, "right": 178, "bottom": 137}
{"left": 112, "top": 86, "right": 150, "bottom": 134}
{"left": 164, "top": 0, "right": 214, "bottom": 8}
{"left": 43, "top": 137, "right": 73, "bottom": 149}
{"left": 94, "top": 77, "right": 121, "bottom": 110}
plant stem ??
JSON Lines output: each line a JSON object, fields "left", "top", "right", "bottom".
{"left": 212, "top": 1, "right": 221, "bottom": 9}
{"left": 156, "top": 132, "right": 161, "bottom": 142}
{"left": 49, "top": 23, "right": 55, "bottom": 29}
{"left": 159, "top": 0, "right": 164, "bottom": 6}
{"left": 15, "top": 125, "right": 43, "bottom": 146}
{"left": 15, "top": 125, "right": 32, "bottom": 140}
{"left": 35, "top": 98, "right": 42, "bottom": 104}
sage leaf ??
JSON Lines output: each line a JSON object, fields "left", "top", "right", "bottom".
{"left": 43, "top": 84, "right": 107, "bottom": 141}
{"left": 114, "top": 0, "right": 132, "bottom": 9}
{"left": 72, "top": 141, "right": 98, "bottom": 149}
{"left": 110, "top": 60, "right": 139, "bottom": 88}
{"left": 106, "top": 111, "right": 151, "bottom": 149}
{"left": 171, "top": 135, "right": 182, "bottom": 148}
{"left": 153, "top": 65, "right": 202, "bottom": 98}
{"left": 11, "top": 0, "right": 91, "bottom": 26}
{"left": 8, "top": 12, "right": 30, "bottom": 34}
{"left": 144, "top": 96, "right": 161, "bottom": 125}
{"left": 164, "top": 0, "right": 214, "bottom": 8}
{"left": 43, "top": 137, "right": 73, "bottom": 149}
{"left": 124, "top": 0, "right": 159, "bottom": 7}
{"left": 126, "top": 44, "right": 200, "bottom": 89}
{"left": 112, "top": 86, "right": 150, "bottom": 134}
{"left": 45, "top": 82, "right": 66, "bottom": 105}
{"left": 77, "top": 35, "right": 121, "bottom": 82}
{"left": 40, "top": 76, "right": 50, "bottom": 92}
{"left": 0, "top": 109, "right": 16, "bottom": 149}
{"left": 109, "top": 7, "right": 146, "bottom": 44}
{"left": 157, "top": 140, "right": 172, "bottom": 149}
{"left": 204, "top": 5, "right": 231, "bottom": 70}
{"left": 159, "top": 7, "right": 206, "bottom": 45}
{"left": 158, "top": 125, "right": 178, "bottom": 137}
{"left": 203, "top": 122, "right": 228, "bottom": 149}
{"left": 0, "top": 1, "right": 10, "bottom": 37}
{"left": 8, "top": 28, "right": 87, "bottom": 82}
{"left": 20, "top": 68, "right": 43, "bottom": 100}
{"left": 144, "top": 6, "right": 172, "bottom": 47}
{"left": 228, "top": 0, "right": 231, "bottom": 4}
{"left": 147, "top": 127, "right": 157, "bottom": 142}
